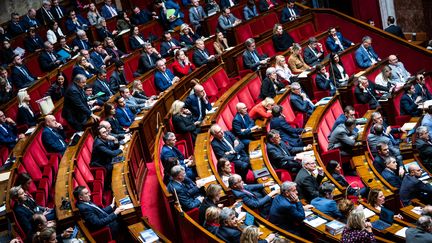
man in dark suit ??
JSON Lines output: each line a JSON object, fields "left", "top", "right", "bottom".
{"left": 21, "top": 9, "right": 40, "bottom": 30}
{"left": 42, "top": 115, "right": 67, "bottom": 154}
{"left": 381, "top": 157, "right": 402, "bottom": 188}
{"left": 136, "top": 43, "right": 161, "bottom": 76}
{"left": 11, "top": 55, "right": 37, "bottom": 90}
{"left": 90, "top": 125, "right": 122, "bottom": 189}
{"left": 269, "top": 105, "right": 305, "bottom": 147}
{"left": 243, "top": 38, "right": 269, "bottom": 71}
{"left": 328, "top": 117, "right": 358, "bottom": 156}
{"left": 93, "top": 70, "right": 114, "bottom": 102}
{"left": 192, "top": 39, "right": 216, "bottom": 67}
{"left": 266, "top": 129, "right": 311, "bottom": 173}
{"left": 259, "top": 67, "right": 285, "bottom": 99}
{"left": 400, "top": 164, "right": 432, "bottom": 206}
{"left": 8, "top": 13, "right": 25, "bottom": 37}
{"left": 229, "top": 174, "right": 279, "bottom": 217}
{"left": 406, "top": 216, "right": 432, "bottom": 242}
{"left": 290, "top": 82, "right": 315, "bottom": 117}
{"left": 210, "top": 124, "right": 250, "bottom": 180}
{"left": 23, "top": 28, "right": 44, "bottom": 53}
{"left": 295, "top": 157, "right": 325, "bottom": 202}
{"left": 72, "top": 30, "right": 91, "bottom": 51}
{"left": 160, "top": 32, "right": 182, "bottom": 57}
{"left": 370, "top": 111, "right": 404, "bottom": 146}
{"left": 161, "top": 132, "right": 197, "bottom": 180}
{"left": 167, "top": 165, "right": 204, "bottom": 211}
{"left": 189, "top": 0, "right": 207, "bottom": 34}
{"left": 65, "top": 10, "right": 89, "bottom": 33}
{"left": 154, "top": 59, "right": 180, "bottom": 92}
{"left": 232, "top": 102, "right": 260, "bottom": 146}
{"left": 130, "top": 6, "right": 153, "bottom": 25}
{"left": 400, "top": 83, "right": 422, "bottom": 116}
{"left": 0, "top": 110, "right": 23, "bottom": 149}
{"left": 109, "top": 61, "right": 128, "bottom": 93}
{"left": 51, "top": 0, "right": 66, "bottom": 21}
{"left": 184, "top": 84, "right": 212, "bottom": 122}
{"left": 90, "top": 41, "right": 111, "bottom": 69}
{"left": 101, "top": 0, "right": 118, "bottom": 19}
{"left": 331, "top": 106, "right": 355, "bottom": 132}
{"left": 39, "top": 41, "right": 62, "bottom": 72}
{"left": 368, "top": 125, "right": 403, "bottom": 167}
{"left": 325, "top": 27, "right": 354, "bottom": 53}
{"left": 37, "top": 0, "right": 56, "bottom": 25}
{"left": 74, "top": 186, "right": 125, "bottom": 240}
{"left": 414, "top": 73, "right": 432, "bottom": 102}
{"left": 280, "top": 0, "right": 299, "bottom": 23}
{"left": 385, "top": 16, "right": 405, "bottom": 39}
{"left": 269, "top": 181, "right": 312, "bottom": 235}
{"left": 63, "top": 74, "right": 100, "bottom": 131}
{"left": 355, "top": 76, "right": 388, "bottom": 109}
{"left": 114, "top": 96, "right": 135, "bottom": 127}
{"left": 415, "top": 126, "right": 432, "bottom": 172}
{"left": 373, "top": 143, "right": 404, "bottom": 177}
{"left": 355, "top": 36, "right": 381, "bottom": 69}
{"left": 218, "top": 207, "right": 242, "bottom": 242}
{"left": 219, "top": 0, "right": 238, "bottom": 9}
{"left": 303, "top": 37, "right": 324, "bottom": 67}
{"left": 315, "top": 64, "right": 336, "bottom": 95}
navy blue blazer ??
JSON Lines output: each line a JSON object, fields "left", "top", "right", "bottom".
{"left": 76, "top": 202, "right": 119, "bottom": 233}
{"left": 290, "top": 93, "right": 315, "bottom": 116}
{"left": 311, "top": 197, "right": 343, "bottom": 219}
{"left": 160, "top": 144, "right": 196, "bottom": 180}
{"left": 154, "top": 69, "right": 175, "bottom": 92}
{"left": 65, "top": 15, "right": 89, "bottom": 33}
{"left": 232, "top": 113, "right": 255, "bottom": 139}
{"left": 129, "top": 34, "right": 147, "bottom": 50}
{"left": 39, "top": 51, "right": 61, "bottom": 72}
{"left": 115, "top": 107, "right": 135, "bottom": 127}
{"left": 303, "top": 46, "right": 323, "bottom": 66}
{"left": 355, "top": 45, "right": 379, "bottom": 69}
{"left": 400, "top": 174, "right": 432, "bottom": 205}
{"left": 331, "top": 114, "right": 346, "bottom": 132}
{"left": 0, "top": 123, "right": 18, "bottom": 149}
{"left": 232, "top": 184, "right": 272, "bottom": 215}
{"left": 11, "top": 65, "right": 36, "bottom": 89}
{"left": 51, "top": 5, "right": 66, "bottom": 21}
{"left": 211, "top": 131, "right": 248, "bottom": 162}
{"left": 167, "top": 178, "right": 202, "bottom": 211}
{"left": 137, "top": 52, "right": 160, "bottom": 74}
{"left": 8, "top": 21, "right": 25, "bottom": 37}
{"left": 62, "top": 82, "right": 92, "bottom": 131}
{"left": 180, "top": 33, "right": 200, "bottom": 47}
{"left": 416, "top": 138, "right": 432, "bottom": 170}
{"left": 259, "top": 77, "right": 284, "bottom": 99}
{"left": 258, "top": 0, "right": 277, "bottom": 12}
{"left": 382, "top": 168, "right": 402, "bottom": 188}
{"left": 96, "top": 27, "right": 114, "bottom": 40}
{"left": 93, "top": 78, "right": 114, "bottom": 102}
{"left": 184, "top": 94, "right": 212, "bottom": 121}
{"left": 106, "top": 117, "right": 126, "bottom": 135}
{"left": 219, "top": 0, "right": 238, "bottom": 9}
{"left": 243, "top": 50, "right": 266, "bottom": 71}
{"left": 109, "top": 70, "right": 128, "bottom": 93}
{"left": 243, "top": 5, "right": 258, "bottom": 20}
{"left": 21, "top": 15, "right": 40, "bottom": 30}
{"left": 315, "top": 73, "right": 336, "bottom": 94}
{"left": 72, "top": 38, "right": 90, "bottom": 50}
{"left": 24, "top": 36, "right": 44, "bottom": 53}
{"left": 385, "top": 25, "right": 405, "bottom": 39}
{"left": 90, "top": 137, "right": 122, "bottom": 169}
{"left": 42, "top": 127, "right": 67, "bottom": 153}
{"left": 325, "top": 32, "right": 353, "bottom": 53}
{"left": 160, "top": 39, "right": 181, "bottom": 57}
{"left": 269, "top": 116, "right": 304, "bottom": 146}
{"left": 72, "top": 65, "right": 94, "bottom": 79}
{"left": 266, "top": 141, "right": 302, "bottom": 169}
{"left": 218, "top": 226, "right": 241, "bottom": 243}
{"left": 192, "top": 48, "right": 211, "bottom": 67}
{"left": 415, "top": 83, "right": 432, "bottom": 101}
{"left": 400, "top": 93, "right": 421, "bottom": 116}
{"left": 268, "top": 195, "right": 305, "bottom": 233}
{"left": 281, "top": 6, "right": 300, "bottom": 23}
{"left": 101, "top": 4, "right": 118, "bottom": 19}
{"left": 131, "top": 11, "right": 152, "bottom": 25}
{"left": 13, "top": 203, "right": 35, "bottom": 236}
{"left": 90, "top": 52, "right": 106, "bottom": 69}
{"left": 17, "top": 106, "right": 37, "bottom": 127}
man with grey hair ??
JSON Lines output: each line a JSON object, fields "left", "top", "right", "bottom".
{"left": 72, "top": 29, "right": 90, "bottom": 50}
{"left": 259, "top": 67, "right": 285, "bottom": 99}
{"left": 136, "top": 42, "right": 161, "bottom": 75}
{"left": 161, "top": 132, "right": 196, "bottom": 180}
{"left": 415, "top": 126, "right": 432, "bottom": 171}
{"left": 400, "top": 164, "right": 432, "bottom": 206}
{"left": 381, "top": 156, "right": 402, "bottom": 188}
{"left": 355, "top": 36, "right": 381, "bottom": 68}
{"left": 388, "top": 54, "right": 410, "bottom": 84}
{"left": 243, "top": 38, "right": 270, "bottom": 71}
{"left": 154, "top": 59, "right": 180, "bottom": 92}
{"left": 406, "top": 215, "right": 432, "bottom": 241}
{"left": 354, "top": 75, "right": 388, "bottom": 109}
{"left": 192, "top": 39, "right": 216, "bottom": 67}
{"left": 269, "top": 181, "right": 313, "bottom": 235}
{"left": 167, "top": 165, "right": 204, "bottom": 211}
{"left": 295, "top": 156, "right": 324, "bottom": 202}
{"left": 218, "top": 207, "right": 242, "bottom": 242}
{"left": 370, "top": 111, "right": 404, "bottom": 146}
{"left": 39, "top": 41, "right": 62, "bottom": 72}
{"left": 304, "top": 37, "right": 324, "bottom": 66}
{"left": 232, "top": 102, "right": 260, "bottom": 146}
{"left": 229, "top": 174, "right": 279, "bottom": 217}
{"left": 37, "top": 0, "right": 55, "bottom": 25}
{"left": 290, "top": 82, "right": 315, "bottom": 117}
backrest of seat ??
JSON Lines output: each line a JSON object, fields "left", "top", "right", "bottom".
{"left": 317, "top": 125, "right": 329, "bottom": 152}
{"left": 341, "top": 52, "right": 357, "bottom": 75}
{"left": 280, "top": 97, "right": 296, "bottom": 124}
{"left": 144, "top": 74, "right": 158, "bottom": 96}
{"left": 259, "top": 40, "right": 276, "bottom": 61}
{"left": 393, "top": 91, "right": 404, "bottom": 116}
{"left": 262, "top": 12, "right": 279, "bottom": 30}
{"left": 22, "top": 152, "right": 43, "bottom": 181}
{"left": 288, "top": 29, "right": 302, "bottom": 43}
{"left": 4, "top": 99, "right": 19, "bottom": 121}
{"left": 219, "top": 106, "right": 234, "bottom": 131}
{"left": 74, "top": 166, "right": 90, "bottom": 189}
{"left": 248, "top": 76, "right": 262, "bottom": 103}
{"left": 212, "top": 68, "right": 230, "bottom": 91}
{"left": 202, "top": 77, "right": 219, "bottom": 102}
{"left": 251, "top": 19, "right": 266, "bottom": 37}
{"left": 367, "top": 67, "right": 382, "bottom": 82}
{"left": 298, "top": 22, "right": 316, "bottom": 40}
{"left": 76, "top": 158, "right": 95, "bottom": 184}
{"left": 236, "top": 88, "right": 254, "bottom": 109}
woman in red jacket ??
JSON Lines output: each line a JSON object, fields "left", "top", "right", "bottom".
{"left": 172, "top": 49, "right": 196, "bottom": 77}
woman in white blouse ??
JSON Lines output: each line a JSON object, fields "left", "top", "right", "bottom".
{"left": 329, "top": 52, "right": 349, "bottom": 87}
{"left": 274, "top": 55, "right": 296, "bottom": 83}
{"left": 375, "top": 65, "right": 398, "bottom": 94}
{"left": 46, "top": 21, "right": 65, "bottom": 44}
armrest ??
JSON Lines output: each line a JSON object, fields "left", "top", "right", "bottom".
{"left": 91, "top": 226, "right": 113, "bottom": 243}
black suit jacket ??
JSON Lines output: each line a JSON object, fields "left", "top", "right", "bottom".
{"left": 37, "top": 7, "right": 55, "bottom": 25}
{"left": 192, "top": 48, "right": 211, "bottom": 67}
{"left": 416, "top": 138, "right": 432, "bottom": 170}
{"left": 17, "top": 106, "right": 37, "bottom": 127}
{"left": 11, "top": 65, "right": 36, "bottom": 89}
{"left": 39, "top": 51, "right": 61, "bottom": 72}
{"left": 90, "top": 137, "right": 122, "bottom": 169}
{"left": 400, "top": 93, "right": 421, "bottom": 116}
{"left": 198, "top": 197, "right": 216, "bottom": 225}
{"left": 400, "top": 174, "right": 432, "bottom": 205}
{"left": 62, "top": 82, "right": 92, "bottom": 131}
{"left": 243, "top": 50, "right": 266, "bottom": 71}
{"left": 303, "top": 46, "right": 323, "bottom": 66}
{"left": 211, "top": 131, "right": 248, "bottom": 162}
{"left": 294, "top": 168, "right": 324, "bottom": 202}
{"left": 137, "top": 52, "right": 159, "bottom": 74}
{"left": 172, "top": 114, "right": 198, "bottom": 134}
{"left": 259, "top": 77, "right": 284, "bottom": 99}
{"left": 109, "top": 70, "right": 128, "bottom": 93}
{"left": 129, "top": 34, "right": 147, "bottom": 50}
{"left": 269, "top": 116, "right": 304, "bottom": 146}
{"left": 218, "top": 226, "right": 241, "bottom": 243}
{"left": 385, "top": 25, "right": 405, "bottom": 39}
{"left": 266, "top": 142, "right": 302, "bottom": 169}
{"left": 382, "top": 168, "right": 402, "bottom": 188}
{"left": 76, "top": 201, "right": 119, "bottom": 233}
{"left": 24, "top": 35, "right": 44, "bottom": 52}
{"left": 106, "top": 117, "right": 126, "bottom": 135}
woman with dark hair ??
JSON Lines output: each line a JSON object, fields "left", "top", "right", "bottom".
{"left": 367, "top": 188, "right": 403, "bottom": 219}
{"left": 172, "top": 49, "right": 196, "bottom": 77}
{"left": 46, "top": 73, "right": 67, "bottom": 101}
{"left": 329, "top": 52, "right": 350, "bottom": 87}
{"left": 217, "top": 158, "right": 232, "bottom": 187}
{"left": 326, "top": 160, "right": 368, "bottom": 197}
{"left": 129, "top": 26, "right": 147, "bottom": 50}
{"left": 213, "top": 31, "right": 230, "bottom": 55}
{"left": 58, "top": 36, "right": 79, "bottom": 58}
{"left": 104, "top": 102, "right": 127, "bottom": 135}
{"left": 46, "top": 21, "right": 65, "bottom": 44}
{"left": 272, "top": 24, "right": 294, "bottom": 52}
{"left": 0, "top": 76, "right": 13, "bottom": 104}
{"left": 116, "top": 11, "right": 133, "bottom": 32}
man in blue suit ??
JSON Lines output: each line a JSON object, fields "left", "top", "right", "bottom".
{"left": 42, "top": 115, "right": 67, "bottom": 154}
{"left": 192, "top": 39, "right": 216, "bottom": 67}
{"left": 303, "top": 37, "right": 324, "bottom": 67}
{"left": 23, "top": 28, "right": 44, "bottom": 53}
{"left": 331, "top": 106, "right": 355, "bottom": 132}
{"left": 21, "top": 9, "right": 40, "bottom": 30}
{"left": 11, "top": 55, "right": 37, "bottom": 90}
{"left": 242, "top": 38, "right": 269, "bottom": 71}
{"left": 325, "top": 27, "right": 354, "bottom": 53}
{"left": 74, "top": 186, "right": 125, "bottom": 240}
{"left": 189, "top": 0, "right": 206, "bottom": 33}
{"left": 72, "top": 30, "right": 91, "bottom": 51}
{"left": 184, "top": 84, "right": 212, "bottom": 122}
{"left": 154, "top": 59, "right": 180, "bottom": 92}
{"left": 229, "top": 174, "right": 279, "bottom": 217}
{"left": 311, "top": 182, "right": 343, "bottom": 219}
{"left": 115, "top": 96, "right": 135, "bottom": 127}
{"left": 8, "top": 13, "right": 25, "bottom": 37}
{"left": 218, "top": 207, "right": 242, "bottom": 242}
{"left": 0, "top": 111, "right": 23, "bottom": 149}
{"left": 210, "top": 124, "right": 250, "bottom": 180}
{"left": 90, "top": 41, "right": 111, "bottom": 69}
{"left": 400, "top": 164, "right": 432, "bottom": 206}
{"left": 290, "top": 82, "right": 315, "bottom": 117}
{"left": 167, "top": 165, "right": 204, "bottom": 211}
{"left": 400, "top": 83, "right": 422, "bottom": 117}
{"left": 39, "top": 41, "right": 62, "bottom": 72}
{"left": 93, "top": 70, "right": 114, "bottom": 102}
{"left": 355, "top": 36, "right": 381, "bottom": 69}
{"left": 269, "top": 181, "right": 313, "bottom": 235}
{"left": 381, "top": 157, "right": 402, "bottom": 188}
{"left": 160, "top": 32, "right": 182, "bottom": 57}
{"left": 232, "top": 102, "right": 260, "bottom": 146}
{"left": 315, "top": 64, "right": 336, "bottom": 96}
{"left": 280, "top": 0, "right": 300, "bottom": 23}
{"left": 161, "top": 132, "right": 197, "bottom": 181}
{"left": 414, "top": 73, "right": 432, "bottom": 102}
{"left": 65, "top": 10, "right": 89, "bottom": 33}
{"left": 269, "top": 105, "right": 305, "bottom": 147}
{"left": 101, "top": 0, "right": 118, "bottom": 19}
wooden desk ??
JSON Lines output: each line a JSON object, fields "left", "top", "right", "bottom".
{"left": 128, "top": 218, "right": 172, "bottom": 243}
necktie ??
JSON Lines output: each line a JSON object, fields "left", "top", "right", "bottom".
{"left": 101, "top": 81, "right": 113, "bottom": 96}
{"left": 108, "top": 5, "right": 117, "bottom": 17}
{"left": 56, "top": 7, "right": 63, "bottom": 18}
{"left": 251, "top": 51, "right": 259, "bottom": 63}
{"left": 201, "top": 50, "right": 209, "bottom": 59}
{"left": 226, "top": 16, "right": 231, "bottom": 26}
{"left": 242, "top": 189, "right": 255, "bottom": 197}
{"left": 163, "top": 72, "right": 171, "bottom": 83}
{"left": 197, "top": 98, "right": 203, "bottom": 120}
{"left": 122, "top": 108, "right": 131, "bottom": 122}
{"left": 334, "top": 36, "right": 344, "bottom": 51}
{"left": 223, "top": 137, "right": 235, "bottom": 152}
{"left": 16, "top": 22, "right": 23, "bottom": 32}
{"left": 0, "top": 124, "right": 8, "bottom": 133}
{"left": 49, "top": 52, "right": 56, "bottom": 62}
{"left": 195, "top": 7, "right": 201, "bottom": 19}
{"left": 46, "top": 8, "right": 54, "bottom": 20}
{"left": 289, "top": 8, "right": 295, "bottom": 18}
{"left": 81, "top": 40, "right": 86, "bottom": 49}
{"left": 148, "top": 54, "right": 153, "bottom": 66}
{"left": 18, "top": 66, "right": 34, "bottom": 82}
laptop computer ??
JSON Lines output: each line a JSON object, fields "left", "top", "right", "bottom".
{"left": 371, "top": 207, "right": 394, "bottom": 230}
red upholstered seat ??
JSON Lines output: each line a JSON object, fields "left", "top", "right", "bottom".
{"left": 236, "top": 89, "right": 255, "bottom": 109}
{"left": 341, "top": 52, "right": 357, "bottom": 75}
{"left": 90, "top": 227, "right": 115, "bottom": 243}
{"left": 235, "top": 54, "right": 253, "bottom": 77}
{"left": 248, "top": 77, "right": 262, "bottom": 104}
{"left": 125, "top": 53, "right": 140, "bottom": 82}
{"left": 211, "top": 68, "right": 233, "bottom": 92}
{"left": 202, "top": 77, "right": 219, "bottom": 102}
{"left": 262, "top": 12, "right": 279, "bottom": 30}
{"left": 298, "top": 23, "right": 316, "bottom": 40}
{"left": 288, "top": 29, "right": 302, "bottom": 43}
{"left": 24, "top": 54, "right": 44, "bottom": 78}
{"left": 259, "top": 40, "right": 277, "bottom": 60}
{"left": 251, "top": 19, "right": 266, "bottom": 37}
{"left": 350, "top": 85, "right": 369, "bottom": 117}
{"left": 0, "top": 146, "right": 10, "bottom": 166}
{"left": 280, "top": 97, "right": 303, "bottom": 128}
{"left": 219, "top": 107, "right": 234, "bottom": 131}
{"left": 392, "top": 91, "right": 411, "bottom": 125}
{"left": 144, "top": 75, "right": 158, "bottom": 96}
{"left": 311, "top": 73, "right": 330, "bottom": 100}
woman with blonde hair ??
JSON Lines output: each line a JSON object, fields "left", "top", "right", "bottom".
{"left": 240, "top": 225, "right": 275, "bottom": 243}
{"left": 17, "top": 89, "right": 37, "bottom": 127}
{"left": 341, "top": 208, "right": 375, "bottom": 242}
{"left": 87, "top": 3, "right": 102, "bottom": 26}
{"left": 170, "top": 100, "right": 200, "bottom": 140}
{"left": 204, "top": 206, "right": 225, "bottom": 239}
{"left": 288, "top": 43, "right": 310, "bottom": 74}
{"left": 179, "top": 23, "right": 200, "bottom": 47}
{"left": 375, "top": 65, "right": 398, "bottom": 94}
{"left": 213, "top": 31, "right": 230, "bottom": 55}
{"left": 32, "top": 227, "right": 57, "bottom": 243}
{"left": 274, "top": 55, "right": 296, "bottom": 83}
{"left": 131, "top": 80, "right": 154, "bottom": 100}
{"left": 249, "top": 97, "right": 275, "bottom": 120}
{"left": 199, "top": 184, "right": 223, "bottom": 224}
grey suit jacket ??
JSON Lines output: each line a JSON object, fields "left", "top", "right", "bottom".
{"left": 328, "top": 124, "right": 357, "bottom": 152}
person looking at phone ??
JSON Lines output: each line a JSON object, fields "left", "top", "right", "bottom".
{"left": 31, "top": 213, "right": 76, "bottom": 242}
{"left": 268, "top": 181, "right": 313, "bottom": 236}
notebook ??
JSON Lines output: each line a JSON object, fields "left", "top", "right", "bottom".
{"left": 371, "top": 207, "right": 394, "bottom": 230}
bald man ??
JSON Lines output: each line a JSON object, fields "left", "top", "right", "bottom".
{"left": 232, "top": 102, "right": 260, "bottom": 146}
{"left": 400, "top": 164, "right": 432, "bottom": 206}
{"left": 184, "top": 84, "right": 212, "bottom": 122}
{"left": 42, "top": 115, "right": 67, "bottom": 153}
{"left": 388, "top": 54, "right": 410, "bottom": 84}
